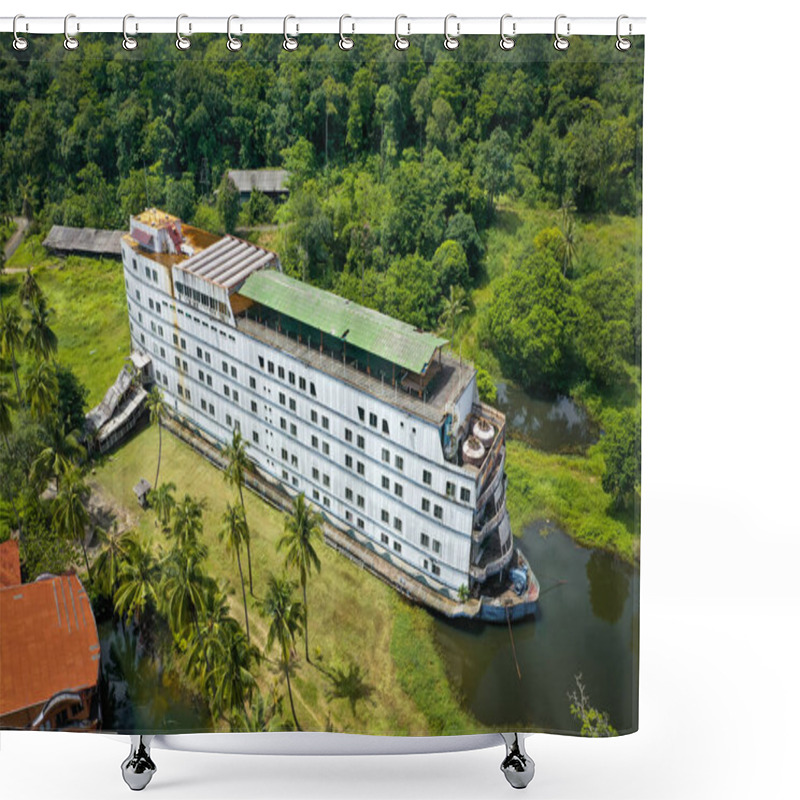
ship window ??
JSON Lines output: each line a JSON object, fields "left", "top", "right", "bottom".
{"left": 291, "top": 475, "right": 299, "bottom": 487}
{"left": 279, "top": 392, "right": 286, "bottom": 405}
{"left": 357, "top": 518, "right": 365, "bottom": 529}
{"left": 357, "top": 435, "right": 365, "bottom": 450}
{"left": 422, "top": 470, "right": 432, "bottom": 485}
{"left": 258, "top": 356, "right": 265, "bottom": 368}
{"left": 299, "top": 377, "right": 306, "bottom": 391}
{"left": 424, "top": 559, "right": 429, "bottom": 570}
{"left": 394, "top": 483, "right": 403, "bottom": 498}
{"left": 311, "top": 435, "right": 319, "bottom": 449}
{"left": 432, "top": 539, "right": 442, "bottom": 554}
{"left": 393, "top": 517, "right": 402, "bottom": 532}
{"left": 421, "top": 498, "right": 430, "bottom": 513}
{"left": 323, "top": 474, "right": 330, "bottom": 487}
{"left": 158, "top": 325, "right": 163, "bottom": 337}
{"left": 382, "top": 448, "right": 390, "bottom": 463}
{"left": 312, "top": 467, "right": 320, "bottom": 480}
{"left": 310, "top": 382, "right": 317, "bottom": 397}
{"left": 201, "top": 399, "right": 207, "bottom": 411}
{"left": 322, "top": 442, "right": 330, "bottom": 456}
{"left": 369, "top": 412, "right": 377, "bottom": 428}
{"left": 181, "top": 337, "right": 186, "bottom": 350}
{"left": 345, "top": 487, "right": 353, "bottom": 501}
{"left": 223, "top": 361, "right": 229, "bottom": 374}
{"left": 393, "top": 541, "right": 402, "bottom": 553}
{"left": 278, "top": 366, "right": 285, "bottom": 379}
{"left": 196, "top": 346, "right": 203, "bottom": 359}
{"left": 431, "top": 563, "right": 440, "bottom": 576}
{"left": 381, "top": 476, "right": 390, "bottom": 490}
{"left": 357, "top": 495, "right": 365, "bottom": 509}
{"left": 282, "top": 469, "right": 289, "bottom": 480}
{"left": 289, "top": 398, "right": 296, "bottom": 412}
{"left": 313, "top": 489, "right": 320, "bottom": 501}
{"left": 345, "top": 455, "right": 353, "bottom": 469}
{"left": 185, "top": 389, "right": 191, "bottom": 401}
{"left": 133, "top": 258, "right": 138, "bottom": 271}
{"left": 322, "top": 416, "right": 330, "bottom": 430}
{"left": 206, "top": 374, "right": 212, "bottom": 387}
{"left": 136, "top": 289, "right": 141, "bottom": 300}
{"left": 175, "top": 356, "right": 181, "bottom": 368}
{"left": 250, "top": 376, "right": 256, "bottom": 389}
{"left": 199, "top": 369, "right": 205, "bottom": 382}
{"left": 345, "top": 510, "right": 353, "bottom": 522}
{"left": 395, "top": 455, "right": 404, "bottom": 471}
{"left": 358, "top": 406, "right": 365, "bottom": 422}
{"left": 268, "top": 360, "right": 275, "bottom": 374}
{"left": 382, "top": 419, "right": 390, "bottom": 434}
{"left": 446, "top": 481, "right": 456, "bottom": 498}
{"left": 282, "top": 448, "right": 289, "bottom": 461}
{"left": 226, "top": 413, "right": 232, "bottom": 426}
{"left": 381, "top": 510, "right": 390, "bottom": 523}
{"left": 311, "top": 409, "right": 318, "bottom": 423}
{"left": 205, "top": 352, "right": 211, "bottom": 364}
{"left": 233, "top": 390, "right": 239, "bottom": 403}
{"left": 420, "top": 533, "right": 430, "bottom": 548}
{"left": 253, "top": 431, "right": 259, "bottom": 444}
{"left": 251, "top": 400, "right": 257, "bottom": 413}
{"left": 183, "top": 360, "right": 188, "bottom": 371}
{"left": 345, "top": 428, "right": 353, "bottom": 442}
{"left": 280, "top": 418, "right": 287, "bottom": 430}
{"left": 177, "top": 384, "right": 184, "bottom": 396}
{"left": 159, "top": 347, "right": 165, "bottom": 359}
{"left": 224, "top": 385, "right": 231, "bottom": 397}
{"left": 290, "top": 423, "right": 297, "bottom": 437}
{"left": 291, "top": 454, "right": 298, "bottom": 467}
{"left": 357, "top": 461, "right": 365, "bottom": 476}
{"left": 209, "top": 403, "right": 215, "bottom": 416}
{"left": 323, "top": 496, "right": 330, "bottom": 507}
{"left": 381, "top": 533, "right": 389, "bottom": 545}
{"left": 173, "top": 333, "right": 178, "bottom": 346}
{"left": 434, "top": 505, "right": 443, "bottom": 520}
{"left": 288, "top": 371, "right": 295, "bottom": 385}
{"left": 145, "top": 266, "right": 152, "bottom": 279}
{"left": 231, "top": 366, "right": 238, "bottom": 379}
{"left": 460, "top": 487, "right": 471, "bottom": 503}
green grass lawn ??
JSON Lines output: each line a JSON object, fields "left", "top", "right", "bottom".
{"left": 3, "top": 235, "right": 129, "bottom": 406}
{"left": 90, "top": 424, "right": 478, "bottom": 734}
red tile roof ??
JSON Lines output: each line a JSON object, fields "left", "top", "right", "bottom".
{"left": 0, "top": 540, "right": 21, "bottom": 588}
{"left": 0, "top": 573, "right": 100, "bottom": 717}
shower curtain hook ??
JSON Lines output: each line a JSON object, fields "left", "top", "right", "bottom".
{"left": 227, "top": 15, "right": 242, "bottom": 51}
{"left": 615, "top": 15, "right": 632, "bottom": 51}
{"left": 63, "top": 14, "right": 79, "bottom": 50}
{"left": 12, "top": 15, "right": 28, "bottom": 51}
{"left": 553, "top": 14, "right": 570, "bottom": 51}
{"left": 499, "top": 14, "right": 516, "bottom": 50}
{"left": 394, "top": 15, "right": 410, "bottom": 51}
{"left": 122, "top": 15, "right": 138, "bottom": 51}
{"left": 443, "top": 14, "right": 460, "bottom": 50}
{"left": 175, "top": 14, "right": 191, "bottom": 50}
{"left": 339, "top": 15, "right": 354, "bottom": 51}
{"left": 283, "top": 15, "right": 298, "bottom": 51}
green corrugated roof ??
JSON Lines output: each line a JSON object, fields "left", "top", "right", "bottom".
{"left": 239, "top": 270, "right": 447, "bottom": 375}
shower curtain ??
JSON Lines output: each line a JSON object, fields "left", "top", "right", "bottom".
{"left": 0, "top": 28, "right": 643, "bottom": 740}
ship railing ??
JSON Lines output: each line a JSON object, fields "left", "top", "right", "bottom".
{"left": 472, "top": 499, "right": 507, "bottom": 545}
{"left": 476, "top": 451, "right": 505, "bottom": 510}
{"left": 469, "top": 538, "right": 515, "bottom": 582}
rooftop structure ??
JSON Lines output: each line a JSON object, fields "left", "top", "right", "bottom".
{"left": 43, "top": 225, "right": 126, "bottom": 258}
{"left": 0, "top": 546, "right": 101, "bottom": 729}
{"left": 177, "top": 236, "right": 278, "bottom": 290}
{"left": 227, "top": 168, "right": 290, "bottom": 196}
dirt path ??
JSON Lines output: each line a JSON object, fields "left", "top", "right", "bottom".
{"left": 3, "top": 217, "right": 29, "bottom": 261}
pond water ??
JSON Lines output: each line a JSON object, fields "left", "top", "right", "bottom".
{"left": 98, "top": 619, "right": 211, "bottom": 733}
{"left": 433, "top": 522, "right": 639, "bottom": 735}
{"left": 495, "top": 382, "right": 599, "bottom": 453}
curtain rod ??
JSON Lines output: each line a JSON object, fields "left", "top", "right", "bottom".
{"left": 0, "top": 16, "right": 646, "bottom": 38}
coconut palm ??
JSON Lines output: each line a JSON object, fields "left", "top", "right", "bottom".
{"left": 206, "top": 624, "right": 260, "bottom": 722}
{"left": 170, "top": 494, "right": 205, "bottom": 550}
{"left": 222, "top": 430, "right": 255, "bottom": 596}
{"left": 186, "top": 580, "right": 238, "bottom": 692}
{"left": 30, "top": 421, "right": 85, "bottom": 492}
{"left": 438, "top": 284, "right": 469, "bottom": 343}
{"left": 51, "top": 466, "right": 91, "bottom": 576}
{"left": 92, "top": 525, "right": 136, "bottom": 600}
{"left": 277, "top": 493, "right": 322, "bottom": 662}
{"left": 145, "top": 387, "right": 166, "bottom": 490}
{"left": 24, "top": 297, "right": 58, "bottom": 361}
{"left": 160, "top": 542, "right": 210, "bottom": 644}
{"left": 219, "top": 502, "right": 251, "bottom": 641}
{"left": 114, "top": 534, "right": 161, "bottom": 624}
{"left": 230, "top": 692, "right": 270, "bottom": 733}
{"left": 0, "top": 305, "right": 24, "bottom": 403}
{"left": 149, "top": 481, "right": 177, "bottom": 530}
{"left": 19, "top": 267, "right": 43, "bottom": 305}
{"left": 261, "top": 572, "right": 304, "bottom": 731}
{"left": 24, "top": 360, "right": 57, "bottom": 422}
{"left": 0, "top": 377, "right": 16, "bottom": 454}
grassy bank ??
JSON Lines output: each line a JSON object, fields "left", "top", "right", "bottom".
{"left": 90, "top": 423, "right": 466, "bottom": 734}
{"left": 505, "top": 439, "right": 639, "bottom": 564}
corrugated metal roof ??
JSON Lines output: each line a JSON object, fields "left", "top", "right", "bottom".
{"left": 227, "top": 169, "right": 290, "bottom": 194}
{"left": 0, "top": 574, "right": 100, "bottom": 716}
{"left": 176, "top": 236, "right": 278, "bottom": 290}
{"left": 238, "top": 271, "right": 448, "bottom": 375}
{"left": 43, "top": 225, "right": 125, "bottom": 255}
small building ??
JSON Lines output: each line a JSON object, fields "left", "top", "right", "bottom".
{"left": 133, "top": 478, "right": 152, "bottom": 508}
{"left": 0, "top": 544, "right": 101, "bottom": 730}
{"left": 226, "top": 169, "right": 290, "bottom": 201}
{"left": 43, "top": 225, "right": 126, "bottom": 259}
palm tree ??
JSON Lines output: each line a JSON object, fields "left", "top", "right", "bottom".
{"left": 19, "top": 267, "right": 43, "bottom": 305}
{"left": 170, "top": 494, "right": 205, "bottom": 550}
{"left": 438, "top": 284, "right": 469, "bottom": 343}
{"left": 222, "top": 430, "right": 255, "bottom": 596}
{"left": 219, "top": 502, "right": 251, "bottom": 641}
{"left": 92, "top": 525, "right": 135, "bottom": 600}
{"left": 206, "top": 624, "right": 260, "bottom": 722}
{"left": 557, "top": 203, "right": 578, "bottom": 276}
{"left": 149, "top": 481, "right": 176, "bottom": 530}
{"left": 261, "top": 572, "right": 304, "bottom": 731}
{"left": 30, "top": 421, "right": 85, "bottom": 492}
{"left": 277, "top": 493, "right": 322, "bottom": 662}
{"left": 0, "top": 305, "right": 24, "bottom": 403}
{"left": 145, "top": 387, "right": 166, "bottom": 490}
{"left": 186, "top": 580, "right": 238, "bottom": 693}
{"left": 114, "top": 534, "right": 161, "bottom": 624}
{"left": 230, "top": 692, "right": 270, "bottom": 733}
{"left": 24, "top": 297, "right": 58, "bottom": 361}
{"left": 0, "top": 377, "right": 16, "bottom": 454}
{"left": 51, "top": 466, "right": 91, "bottom": 576}
{"left": 160, "top": 542, "right": 210, "bottom": 645}
{"left": 24, "top": 360, "right": 57, "bottom": 421}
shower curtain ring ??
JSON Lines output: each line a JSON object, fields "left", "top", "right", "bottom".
{"left": 443, "top": 14, "right": 459, "bottom": 50}
{"left": 12, "top": 15, "right": 28, "bottom": 51}
{"left": 394, "top": 15, "right": 410, "bottom": 51}
{"left": 227, "top": 15, "right": 242, "bottom": 51}
{"left": 122, "top": 15, "right": 138, "bottom": 50}
{"left": 176, "top": 14, "right": 191, "bottom": 50}
{"left": 64, "top": 14, "right": 79, "bottom": 50}
{"left": 616, "top": 15, "right": 632, "bottom": 51}
{"left": 339, "top": 15, "right": 354, "bottom": 50}
{"left": 283, "top": 15, "right": 298, "bottom": 51}
{"left": 553, "top": 14, "right": 570, "bottom": 51}
{"left": 499, "top": 14, "right": 516, "bottom": 50}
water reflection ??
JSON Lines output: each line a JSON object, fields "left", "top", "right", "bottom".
{"left": 586, "top": 550, "right": 631, "bottom": 624}
{"left": 495, "top": 382, "right": 598, "bottom": 453}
